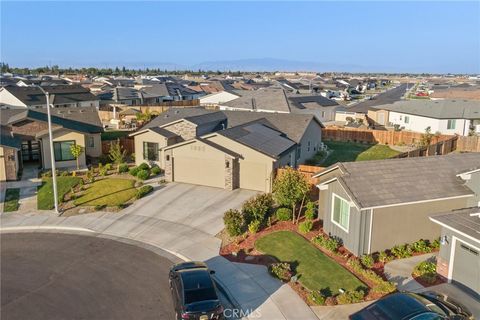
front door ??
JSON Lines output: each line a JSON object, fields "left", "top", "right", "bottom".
{"left": 21, "top": 141, "right": 41, "bottom": 163}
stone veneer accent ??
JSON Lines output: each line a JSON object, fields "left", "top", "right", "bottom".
{"left": 164, "top": 149, "right": 173, "bottom": 182}
{"left": 3, "top": 148, "right": 19, "bottom": 180}
{"left": 224, "top": 156, "right": 239, "bottom": 190}
{"left": 436, "top": 256, "right": 449, "bottom": 280}
{"left": 163, "top": 121, "right": 197, "bottom": 141}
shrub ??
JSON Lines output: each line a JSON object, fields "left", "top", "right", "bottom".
{"left": 336, "top": 290, "right": 365, "bottom": 305}
{"left": 242, "top": 193, "right": 273, "bottom": 225}
{"left": 298, "top": 220, "right": 313, "bottom": 234}
{"left": 411, "top": 239, "right": 432, "bottom": 253}
{"left": 276, "top": 207, "right": 292, "bottom": 221}
{"left": 378, "top": 251, "right": 390, "bottom": 264}
{"left": 430, "top": 238, "right": 440, "bottom": 250}
{"left": 151, "top": 166, "right": 162, "bottom": 175}
{"left": 136, "top": 169, "right": 150, "bottom": 180}
{"left": 99, "top": 166, "right": 108, "bottom": 176}
{"left": 129, "top": 166, "right": 140, "bottom": 176}
{"left": 138, "top": 163, "right": 150, "bottom": 171}
{"left": 60, "top": 171, "right": 70, "bottom": 177}
{"left": 312, "top": 234, "right": 340, "bottom": 252}
{"left": 223, "top": 209, "right": 245, "bottom": 237}
{"left": 346, "top": 258, "right": 397, "bottom": 294}
{"left": 361, "top": 255, "right": 374, "bottom": 268}
{"left": 104, "top": 163, "right": 113, "bottom": 171}
{"left": 94, "top": 204, "right": 106, "bottom": 211}
{"left": 41, "top": 171, "right": 52, "bottom": 178}
{"left": 268, "top": 262, "right": 292, "bottom": 282}
{"left": 248, "top": 220, "right": 261, "bottom": 234}
{"left": 371, "top": 280, "right": 397, "bottom": 294}
{"left": 136, "top": 185, "right": 153, "bottom": 199}
{"left": 413, "top": 261, "right": 437, "bottom": 284}
{"left": 307, "top": 291, "right": 326, "bottom": 305}
{"left": 391, "top": 244, "right": 412, "bottom": 259}
{"left": 346, "top": 258, "right": 364, "bottom": 273}
{"left": 304, "top": 201, "right": 316, "bottom": 220}
{"left": 118, "top": 163, "right": 129, "bottom": 173}
{"left": 86, "top": 169, "right": 95, "bottom": 183}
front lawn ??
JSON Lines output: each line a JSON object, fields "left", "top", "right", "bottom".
{"left": 74, "top": 178, "right": 137, "bottom": 207}
{"left": 4, "top": 188, "right": 20, "bottom": 212}
{"left": 255, "top": 231, "right": 365, "bottom": 294}
{"left": 322, "top": 141, "right": 400, "bottom": 167}
{"left": 38, "top": 177, "right": 82, "bottom": 210}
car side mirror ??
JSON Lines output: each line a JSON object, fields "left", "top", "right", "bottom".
{"left": 209, "top": 270, "right": 216, "bottom": 275}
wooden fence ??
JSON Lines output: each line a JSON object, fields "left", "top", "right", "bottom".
{"left": 101, "top": 137, "right": 135, "bottom": 155}
{"left": 456, "top": 135, "right": 480, "bottom": 152}
{"left": 321, "top": 128, "right": 453, "bottom": 146}
{"left": 391, "top": 136, "right": 458, "bottom": 159}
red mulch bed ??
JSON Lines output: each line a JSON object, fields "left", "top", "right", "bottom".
{"left": 413, "top": 275, "right": 446, "bottom": 287}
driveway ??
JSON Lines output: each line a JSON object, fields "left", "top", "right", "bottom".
{"left": 1, "top": 233, "right": 177, "bottom": 320}
{"left": 123, "top": 182, "right": 258, "bottom": 235}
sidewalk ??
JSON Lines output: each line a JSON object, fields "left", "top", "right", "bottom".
{"left": 0, "top": 201, "right": 317, "bottom": 320}
{"left": 1, "top": 165, "right": 41, "bottom": 213}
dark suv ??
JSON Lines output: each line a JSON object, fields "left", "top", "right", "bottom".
{"left": 169, "top": 261, "right": 224, "bottom": 320}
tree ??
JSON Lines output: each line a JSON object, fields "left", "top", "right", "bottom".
{"left": 108, "top": 140, "right": 127, "bottom": 173}
{"left": 273, "top": 167, "right": 310, "bottom": 224}
{"left": 419, "top": 126, "right": 434, "bottom": 147}
{"left": 70, "top": 144, "right": 84, "bottom": 170}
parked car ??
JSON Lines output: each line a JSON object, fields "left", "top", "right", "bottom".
{"left": 169, "top": 261, "right": 224, "bottom": 320}
{"left": 350, "top": 291, "right": 473, "bottom": 320}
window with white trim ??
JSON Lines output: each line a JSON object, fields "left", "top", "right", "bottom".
{"left": 447, "top": 119, "right": 456, "bottom": 130}
{"left": 332, "top": 194, "right": 350, "bottom": 231}
{"left": 87, "top": 136, "right": 95, "bottom": 148}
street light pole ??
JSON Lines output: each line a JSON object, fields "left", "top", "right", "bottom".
{"left": 36, "top": 86, "right": 59, "bottom": 214}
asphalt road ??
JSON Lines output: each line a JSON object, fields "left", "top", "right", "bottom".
{"left": 1, "top": 233, "right": 175, "bottom": 320}
{"left": 347, "top": 83, "right": 412, "bottom": 113}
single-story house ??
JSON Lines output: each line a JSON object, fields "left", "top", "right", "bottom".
{"left": 0, "top": 85, "right": 100, "bottom": 109}
{"left": 130, "top": 108, "right": 324, "bottom": 192}
{"left": 199, "top": 91, "right": 240, "bottom": 107}
{"left": 0, "top": 107, "right": 103, "bottom": 181}
{"left": 430, "top": 207, "right": 480, "bottom": 299}
{"left": 367, "top": 100, "right": 480, "bottom": 135}
{"left": 313, "top": 153, "right": 480, "bottom": 256}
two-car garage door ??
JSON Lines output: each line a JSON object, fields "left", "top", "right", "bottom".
{"left": 173, "top": 157, "right": 225, "bottom": 189}
{"left": 452, "top": 239, "right": 480, "bottom": 296}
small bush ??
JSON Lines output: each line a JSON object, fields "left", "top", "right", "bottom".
{"left": 248, "top": 220, "right": 261, "bottom": 234}
{"left": 118, "top": 163, "right": 129, "bottom": 173}
{"left": 298, "top": 220, "right": 313, "bottom": 234}
{"left": 391, "top": 244, "right": 412, "bottom": 259}
{"left": 136, "top": 185, "right": 153, "bottom": 199}
{"left": 138, "top": 163, "right": 150, "bottom": 171}
{"left": 378, "top": 251, "right": 391, "bottom": 264}
{"left": 430, "top": 238, "right": 440, "bottom": 250}
{"left": 307, "top": 291, "right": 326, "bottom": 305}
{"left": 242, "top": 193, "right": 273, "bottom": 225}
{"left": 268, "top": 262, "right": 292, "bottom": 282}
{"left": 411, "top": 239, "right": 432, "bottom": 253}
{"left": 276, "top": 207, "right": 292, "bottom": 221}
{"left": 304, "top": 201, "right": 316, "bottom": 220}
{"left": 336, "top": 290, "right": 365, "bottom": 305}
{"left": 371, "top": 280, "right": 397, "bottom": 294}
{"left": 223, "top": 209, "right": 245, "bottom": 237}
{"left": 60, "top": 171, "right": 70, "bottom": 177}
{"left": 151, "top": 166, "right": 162, "bottom": 175}
{"left": 346, "top": 258, "right": 364, "bottom": 273}
{"left": 413, "top": 261, "right": 437, "bottom": 284}
{"left": 41, "top": 171, "right": 52, "bottom": 178}
{"left": 94, "top": 204, "right": 106, "bottom": 211}
{"left": 312, "top": 234, "right": 340, "bottom": 252}
{"left": 86, "top": 169, "right": 95, "bottom": 183}
{"left": 104, "top": 163, "right": 113, "bottom": 171}
{"left": 129, "top": 166, "right": 140, "bottom": 176}
{"left": 99, "top": 166, "right": 108, "bottom": 176}
{"left": 136, "top": 169, "right": 150, "bottom": 180}
{"left": 361, "top": 255, "right": 374, "bottom": 268}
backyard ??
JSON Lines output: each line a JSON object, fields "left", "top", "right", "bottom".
{"left": 74, "top": 178, "right": 137, "bottom": 207}
{"left": 255, "top": 231, "right": 365, "bottom": 294}
{"left": 321, "top": 141, "right": 401, "bottom": 167}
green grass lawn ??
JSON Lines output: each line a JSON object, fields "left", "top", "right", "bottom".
{"left": 101, "top": 130, "right": 130, "bottom": 141}
{"left": 4, "top": 188, "right": 20, "bottom": 212}
{"left": 256, "top": 231, "right": 365, "bottom": 294}
{"left": 74, "top": 178, "right": 137, "bottom": 207}
{"left": 322, "top": 141, "right": 400, "bottom": 167}
{"left": 38, "top": 177, "right": 82, "bottom": 210}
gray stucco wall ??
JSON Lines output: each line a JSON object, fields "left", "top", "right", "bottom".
{"left": 465, "top": 171, "right": 480, "bottom": 207}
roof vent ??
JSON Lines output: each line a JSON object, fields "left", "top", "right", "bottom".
{"left": 174, "top": 110, "right": 179, "bottom": 114}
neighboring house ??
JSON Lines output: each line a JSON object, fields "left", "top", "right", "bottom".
{"left": 199, "top": 91, "right": 240, "bottom": 107}
{"left": 287, "top": 94, "right": 343, "bottom": 123}
{"left": 0, "top": 85, "right": 100, "bottom": 109}
{"left": 430, "top": 207, "right": 480, "bottom": 299}
{"left": 368, "top": 100, "right": 480, "bottom": 135}
{"left": 0, "top": 107, "right": 103, "bottom": 181}
{"left": 313, "top": 153, "right": 480, "bottom": 256}
{"left": 130, "top": 108, "right": 324, "bottom": 192}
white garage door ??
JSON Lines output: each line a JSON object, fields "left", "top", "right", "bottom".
{"left": 452, "top": 240, "right": 480, "bottom": 296}
{"left": 239, "top": 161, "right": 269, "bottom": 192}
{"left": 173, "top": 156, "right": 225, "bottom": 189}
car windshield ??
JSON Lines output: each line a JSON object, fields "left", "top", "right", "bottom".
{"left": 411, "top": 294, "right": 448, "bottom": 316}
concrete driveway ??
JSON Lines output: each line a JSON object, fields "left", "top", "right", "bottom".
{"left": 123, "top": 182, "right": 258, "bottom": 235}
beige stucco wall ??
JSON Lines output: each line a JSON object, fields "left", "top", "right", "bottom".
{"left": 367, "top": 109, "right": 389, "bottom": 126}
{"left": 169, "top": 140, "right": 226, "bottom": 188}
{"left": 41, "top": 129, "right": 86, "bottom": 169}
{"left": 85, "top": 133, "right": 102, "bottom": 158}
{"left": 297, "top": 119, "right": 323, "bottom": 165}
{"left": 205, "top": 134, "right": 275, "bottom": 192}
{"left": 133, "top": 130, "right": 169, "bottom": 168}
{"left": 0, "top": 147, "right": 6, "bottom": 181}
{"left": 370, "top": 196, "right": 471, "bottom": 253}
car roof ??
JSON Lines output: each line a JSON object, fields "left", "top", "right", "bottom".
{"left": 360, "top": 293, "right": 430, "bottom": 320}
{"left": 179, "top": 269, "right": 214, "bottom": 290}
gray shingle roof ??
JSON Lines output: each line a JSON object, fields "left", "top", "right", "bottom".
{"left": 372, "top": 100, "right": 480, "bottom": 119}
{"left": 430, "top": 207, "right": 480, "bottom": 241}
{"left": 318, "top": 153, "right": 480, "bottom": 209}
{"left": 143, "top": 108, "right": 219, "bottom": 129}
{"left": 287, "top": 94, "right": 339, "bottom": 109}
{"left": 224, "top": 88, "right": 291, "bottom": 112}
{"left": 149, "top": 127, "right": 179, "bottom": 139}
{"left": 2, "top": 85, "right": 98, "bottom": 106}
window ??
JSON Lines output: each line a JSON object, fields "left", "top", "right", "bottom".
{"left": 87, "top": 136, "right": 95, "bottom": 148}
{"left": 447, "top": 119, "right": 456, "bottom": 130}
{"left": 307, "top": 141, "right": 311, "bottom": 152}
{"left": 321, "top": 111, "right": 326, "bottom": 118}
{"left": 404, "top": 116, "right": 409, "bottom": 124}
{"left": 143, "top": 142, "right": 159, "bottom": 161}
{"left": 53, "top": 140, "right": 76, "bottom": 161}
{"left": 296, "top": 144, "right": 301, "bottom": 160}
{"left": 332, "top": 194, "right": 350, "bottom": 232}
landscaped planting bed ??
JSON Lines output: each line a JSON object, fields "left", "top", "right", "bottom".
{"left": 74, "top": 178, "right": 137, "bottom": 207}
{"left": 3, "top": 188, "right": 20, "bottom": 212}
{"left": 37, "top": 176, "right": 82, "bottom": 210}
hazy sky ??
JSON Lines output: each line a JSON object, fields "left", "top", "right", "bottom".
{"left": 1, "top": 1, "right": 479, "bottom": 73}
